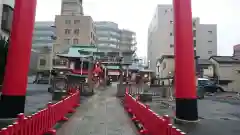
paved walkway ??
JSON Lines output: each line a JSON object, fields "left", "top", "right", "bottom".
{"left": 57, "top": 84, "right": 137, "bottom": 135}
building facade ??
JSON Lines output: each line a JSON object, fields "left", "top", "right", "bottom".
{"left": 233, "top": 44, "right": 240, "bottom": 58}
{"left": 32, "top": 21, "right": 55, "bottom": 49}
{"left": 147, "top": 4, "right": 217, "bottom": 71}
{"left": 54, "top": 0, "right": 96, "bottom": 54}
{"left": 54, "top": 15, "right": 96, "bottom": 53}
{"left": 0, "top": 0, "right": 14, "bottom": 40}
{"left": 95, "top": 21, "right": 137, "bottom": 51}
{"left": 210, "top": 56, "right": 240, "bottom": 92}
{"left": 61, "top": 0, "right": 83, "bottom": 16}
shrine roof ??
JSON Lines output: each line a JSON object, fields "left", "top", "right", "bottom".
{"left": 57, "top": 44, "right": 97, "bottom": 58}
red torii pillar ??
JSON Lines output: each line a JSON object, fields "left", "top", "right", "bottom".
{"left": 0, "top": 0, "right": 37, "bottom": 118}
{"left": 173, "top": 0, "right": 198, "bottom": 121}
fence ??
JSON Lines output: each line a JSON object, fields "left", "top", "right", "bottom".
{"left": 0, "top": 89, "right": 80, "bottom": 135}
{"left": 124, "top": 88, "right": 185, "bottom": 135}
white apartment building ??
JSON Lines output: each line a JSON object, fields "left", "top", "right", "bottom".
{"left": 0, "top": 0, "right": 14, "bottom": 40}
{"left": 95, "top": 21, "right": 137, "bottom": 51}
{"left": 147, "top": 4, "right": 217, "bottom": 71}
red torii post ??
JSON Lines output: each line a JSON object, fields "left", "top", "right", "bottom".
{"left": 0, "top": 0, "right": 37, "bottom": 118}
{"left": 173, "top": 0, "right": 198, "bottom": 122}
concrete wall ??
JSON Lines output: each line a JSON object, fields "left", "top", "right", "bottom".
{"left": 160, "top": 58, "right": 174, "bottom": 78}
{"left": 37, "top": 53, "right": 52, "bottom": 71}
{"left": 202, "top": 65, "right": 214, "bottom": 78}
{"left": 29, "top": 49, "right": 39, "bottom": 73}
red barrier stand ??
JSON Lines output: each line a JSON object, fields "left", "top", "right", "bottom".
{"left": 124, "top": 88, "right": 185, "bottom": 135}
{"left": 0, "top": 90, "right": 80, "bottom": 135}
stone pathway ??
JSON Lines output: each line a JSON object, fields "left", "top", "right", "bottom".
{"left": 57, "top": 84, "right": 137, "bottom": 135}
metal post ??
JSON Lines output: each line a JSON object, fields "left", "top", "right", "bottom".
{"left": 49, "top": 44, "right": 54, "bottom": 85}
{"left": 173, "top": 0, "right": 198, "bottom": 122}
{"left": 80, "top": 58, "right": 83, "bottom": 75}
{"left": 88, "top": 56, "right": 93, "bottom": 93}
{"left": 0, "top": 0, "right": 37, "bottom": 118}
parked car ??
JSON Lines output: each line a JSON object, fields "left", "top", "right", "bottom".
{"left": 198, "top": 78, "right": 224, "bottom": 93}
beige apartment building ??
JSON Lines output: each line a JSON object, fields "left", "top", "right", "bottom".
{"left": 54, "top": 0, "right": 96, "bottom": 53}
{"left": 35, "top": 0, "right": 97, "bottom": 71}
{"left": 54, "top": 15, "right": 96, "bottom": 53}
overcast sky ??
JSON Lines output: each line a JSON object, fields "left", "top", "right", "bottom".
{"left": 35, "top": 0, "right": 240, "bottom": 57}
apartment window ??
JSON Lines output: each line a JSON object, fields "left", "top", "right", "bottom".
{"left": 91, "top": 32, "right": 93, "bottom": 38}
{"left": 208, "top": 51, "right": 212, "bottom": 54}
{"left": 193, "top": 21, "right": 196, "bottom": 28}
{"left": 163, "top": 62, "right": 166, "bottom": 70}
{"left": 170, "top": 44, "right": 174, "bottom": 48}
{"left": 208, "top": 41, "right": 212, "bottom": 43}
{"left": 73, "top": 38, "right": 78, "bottom": 44}
{"left": 170, "top": 32, "right": 173, "bottom": 36}
{"left": 74, "top": 20, "right": 80, "bottom": 24}
{"left": 39, "top": 59, "right": 46, "bottom": 66}
{"left": 64, "top": 29, "right": 71, "bottom": 34}
{"left": 64, "top": 39, "right": 70, "bottom": 44}
{"left": 208, "top": 31, "right": 212, "bottom": 34}
{"left": 65, "top": 20, "right": 71, "bottom": 24}
{"left": 193, "top": 30, "right": 196, "bottom": 37}
{"left": 74, "top": 29, "right": 79, "bottom": 35}
{"left": 193, "top": 40, "right": 196, "bottom": 47}
{"left": 1, "top": 4, "right": 13, "bottom": 33}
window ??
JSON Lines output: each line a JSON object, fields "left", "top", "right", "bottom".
{"left": 208, "top": 31, "right": 212, "bottom": 34}
{"left": 1, "top": 4, "right": 13, "bottom": 33}
{"left": 64, "top": 29, "right": 71, "bottom": 34}
{"left": 208, "top": 51, "right": 212, "bottom": 54}
{"left": 74, "top": 20, "right": 80, "bottom": 24}
{"left": 193, "top": 40, "right": 196, "bottom": 47}
{"left": 170, "top": 32, "right": 173, "bottom": 36}
{"left": 193, "top": 21, "right": 196, "bottom": 27}
{"left": 64, "top": 39, "right": 70, "bottom": 44}
{"left": 194, "top": 50, "right": 197, "bottom": 56}
{"left": 208, "top": 41, "right": 212, "bottom": 43}
{"left": 91, "top": 32, "right": 93, "bottom": 38}
{"left": 73, "top": 38, "right": 78, "bottom": 44}
{"left": 65, "top": 20, "right": 71, "bottom": 24}
{"left": 170, "top": 44, "right": 174, "bottom": 48}
{"left": 163, "top": 62, "right": 166, "bottom": 70}
{"left": 53, "top": 59, "right": 67, "bottom": 66}
{"left": 39, "top": 59, "right": 46, "bottom": 66}
{"left": 74, "top": 29, "right": 79, "bottom": 35}
{"left": 193, "top": 30, "right": 196, "bottom": 37}
{"left": 75, "top": 61, "right": 89, "bottom": 70}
